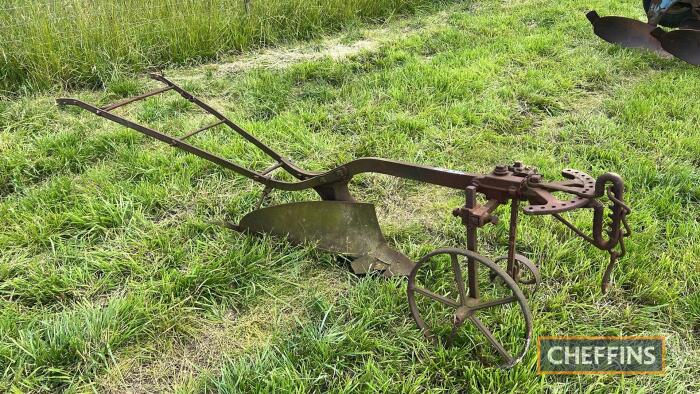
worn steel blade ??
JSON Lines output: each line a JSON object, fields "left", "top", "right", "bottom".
{"left": 679, "top": 19, "right": 700, "bottom": 31}
{"left": 587, "top": 11, "right": 669, "bottom": 55}
{"left": 654, "top": 28, "right": 700, "bottom": 65}
{"left": 238, "top": 201, "right": 414, "bottom": 276}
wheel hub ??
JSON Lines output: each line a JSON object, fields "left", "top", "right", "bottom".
{"left": 454, "top": 305, "right": 474, "bottom": 322}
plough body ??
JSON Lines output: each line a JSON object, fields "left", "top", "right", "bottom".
{"left": 588, "top": 0, "right": 700, "bottom": 65}
{"left": 57, "top": 74, "right": 631, "bottom": 368}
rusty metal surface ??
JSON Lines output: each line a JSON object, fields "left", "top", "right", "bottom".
{"left": 494, "top": 254, "right": 541, "bottom": 288}
{"left": 57, "top": 73, "right": 634, "bottom": 369}
{"left": 407, "top": 248, "right": 533, "bottom": 369}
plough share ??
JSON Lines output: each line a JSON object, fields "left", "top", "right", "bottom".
{"left": 588, "top": 0, "right": 700, "bottom": 65}
{"left": 58, "top": 74, "right": 631, "bottom": 368}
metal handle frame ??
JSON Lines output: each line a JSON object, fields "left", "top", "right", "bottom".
{"left": 57, "top": 74, "right": 631, "bottom": 292}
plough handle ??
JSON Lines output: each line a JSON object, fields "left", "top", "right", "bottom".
{"left": 146, "top": 74, "right": 312, "bottom": 180}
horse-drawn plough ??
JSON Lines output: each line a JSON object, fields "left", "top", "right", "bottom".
{"left": 58, "top": 74, "right": 631, "bottom": 368}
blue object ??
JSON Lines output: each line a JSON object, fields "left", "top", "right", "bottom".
{"left": 645, "top": 0, "right": 692, "bottom": 27}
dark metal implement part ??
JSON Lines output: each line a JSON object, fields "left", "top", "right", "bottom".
{"left": 587, "top": 11, "right": 669, "bottom": 56}
{"left": 587, "top": 1, "right": 700, "bottom": 66}
{"left": 57, "top": 73, "right": 632, "bottom": 368}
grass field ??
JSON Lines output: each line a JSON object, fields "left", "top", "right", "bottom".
{"left": 1, "top": 0, "right": 700, "bottom": 392}
{"left": 0, "top": 0, "right": 434, "bottom": 94}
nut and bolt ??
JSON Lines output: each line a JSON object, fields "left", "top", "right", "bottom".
{"left": 494, "top": 165, "right": 509, "bottom": 175}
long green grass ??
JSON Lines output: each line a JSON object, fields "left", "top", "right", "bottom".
{"left": 1, "top": 0, "right": 700, "bottom": 392}
{"left": 0, "top": 0, "right": 435, "bottom": 94}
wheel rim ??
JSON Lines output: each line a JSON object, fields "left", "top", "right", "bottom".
{"left": 490, "top": 253, "right": 542, "bottom": 289}
{"left": 407, "top": 247, "right": 533, "bottom": 369}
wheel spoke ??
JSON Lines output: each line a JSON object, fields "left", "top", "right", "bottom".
{"left": 412, "top": 286, "right": 460, "bottom": 308}
{"left": 471, "top": 296, "right": 517, "bottom": 311}
{"left": 451, "top": 253, "right": 467, "bottom": 305}
{"left": 468, "top": 315, "right": 513, "bottom": 363}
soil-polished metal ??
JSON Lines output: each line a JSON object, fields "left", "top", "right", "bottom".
{"left": 653, "top": 27, "right": 700, "bottom": 64}
{"left": 587, "top": 0, "right": 700, "bottom": 65}
{"left": 237, "top": 201, "right": 414, "bottom": 276}
{"left": 57, "top": 73, "right": 633, "bottom": 368}
{"left": 587, "top": 11, "right": 668, "bottom": 55}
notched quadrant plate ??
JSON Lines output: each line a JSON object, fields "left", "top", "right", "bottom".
{"left": 523, "top": 169, "right": 595, "bottom": 215}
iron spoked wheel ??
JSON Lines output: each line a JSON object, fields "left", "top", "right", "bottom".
{"left": 407, "top": 248, "right": 533, "bottom": 369}
{"left": 489, "top": 254, "right": 541, "bottom": 293}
